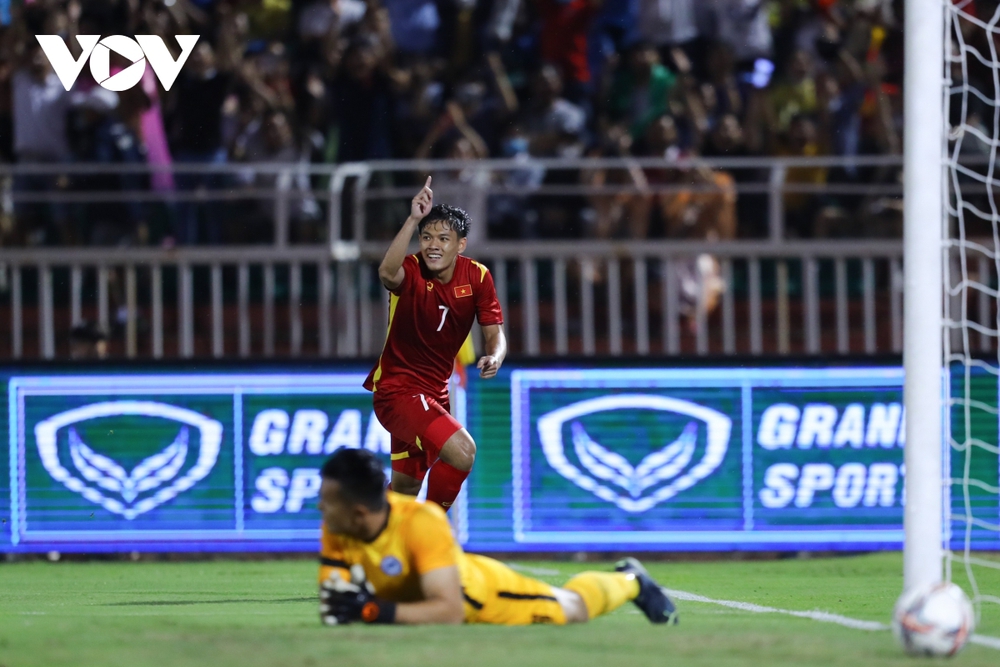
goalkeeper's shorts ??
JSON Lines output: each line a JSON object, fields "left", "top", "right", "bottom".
{"left": 460, "top": 554, "right": 567, "bottom": 626}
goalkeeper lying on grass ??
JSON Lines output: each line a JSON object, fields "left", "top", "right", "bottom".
{"left": 317, "top": 448, "right": 679, "bottom": 626}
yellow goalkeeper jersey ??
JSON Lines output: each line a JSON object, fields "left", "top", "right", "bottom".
{"left": 319, "top": 492, "right": 461, "bottom": 603}
{"left": 319, "top": 492, "right": 565, "bottom": 624}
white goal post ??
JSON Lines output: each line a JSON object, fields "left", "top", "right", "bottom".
{"left": 902, "top": 0, "right": 945, "bottom": 594}
{"left": 907, "top": 0, "right": 1000, "bottom": 630}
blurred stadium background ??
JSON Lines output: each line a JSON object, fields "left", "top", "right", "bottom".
{"left": 0, "top": 0, "right": 999, "bottom": 665}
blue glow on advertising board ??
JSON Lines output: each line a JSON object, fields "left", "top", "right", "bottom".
{"left": 4, "top": 371, "right": 467, "bottom": 552}
{"left": 1, "top": 364, "right": 997, "bottom": 553}
{"left": 509, "top": 368, "right": 908, "bottom": 550}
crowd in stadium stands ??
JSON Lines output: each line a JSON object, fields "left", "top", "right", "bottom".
{"left": 0, "top": 0, "right": 910, "bottom": 246}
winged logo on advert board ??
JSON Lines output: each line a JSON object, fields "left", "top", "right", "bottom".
{"left": 34, "top": 401, "right": 223, "bottom": 519}
{"left": 536, "top": 394, "right": 732, "bottom": 513}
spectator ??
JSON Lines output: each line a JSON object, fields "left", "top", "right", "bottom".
{"left": 521, "top": 64, "right": 588, "bottom": 237}
{"left": 769, "top": 49, "right": 818, "bottom": 134}
{"left": 167, "top": 41, "right": 234, "bottom": 244}
{"left": 779, "top": 114, "right": 827, "bottom": 238}
{"left": 589, "top": 0, "right": 640, "bottom": 84}
{"left": 387, "top": 59, "right": 445, "bottom": 158}
{"left": 416, "top": 100, "right": 489, "bottom": 160}
{"left": 635, "top": 0, "right": 699, "bottom": 66}
{"left": 702, "top": 42, "right": 742, "bottom": 125}
{"left": 12, "top": 41, "right": 75, "bottom": 164}
{"left": 138, "top": 67, "right": 174, "bottom": 196}
{"left": 641, "top": 111, "right": 733, "bottom": 323}
{"left": 382, "top": 0, "right": 440, "bottom": 56}
{"left": 331, "top": 34, "right": 394, "bottom": 162}
{"left": 702, "top": 112, "right": 765, "bottom": 237}
{"left": 521, "top": 64, "right": 586, "bottom": 158}
{"left": 704, "top": 0, "right": 772, "bottom": 68}
{"left": 703, "top": 113, "right": 744, "bottom": 158}
{"left": 444, "top": 77, "right": 505, "bottom": 156}
{"left": 607, "top": 42, "right": 676, "bottom": 140}
{"left": 234, "top": 109, "right": 317, "bottom": 242}
{"left": 661, "top": 162, "right": 737, "bottom": 242}
{"left": 487, "top": 123, "right": 545, "bottom": 239}
{"left": 477, "top": 52, "right": 521, "bottom": 153}
{"left": 2, "top": 0, "right": 909, "bottom": 245}
{"left": 637, "top": 113, "right": 735, "bottom": 241}
{"left": 416, "top": 100, "right": 489, "bottom": 245}
{"left": 582, "top": 123, "right": 650, "bottom": 239}
{"left": 635, "top": 113, "right": 682, "bottom": 239}
{"left": 295, "top": 0, "right": 367, "bottom": 46}
{"left": 485, "top": 0, "right": 520, "bottom": 45}
{"left": 537, "top": 0, "right": 597, "bottom": 105}
{"left": 78, "top": 72, "right": 150, "bottom": 246}
{"left": 12, "top": 39, "right": 117, "bottom": 244}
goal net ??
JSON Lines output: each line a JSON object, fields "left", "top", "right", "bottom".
{"left": 942, "top": 0, "right": 1000, "bottom": 631}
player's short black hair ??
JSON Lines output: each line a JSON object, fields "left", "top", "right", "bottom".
{"left": 418, "top": 204, "right": 470, "bottom": 239}
{"left": 320, "top": 448, "right": 387, "bottom": 511}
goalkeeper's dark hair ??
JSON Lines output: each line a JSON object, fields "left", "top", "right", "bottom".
{"left": 320, "top": 448, "right": 387, "bottom": 510}
{"left": 418, "top": 204, "right": 470, "bottom": 239}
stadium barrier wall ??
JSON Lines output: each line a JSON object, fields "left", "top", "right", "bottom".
{"left": 0, "top": 361, "right": 996, "bottom": 554}
{"left": 0, "top": 240, "right": 913, "bottom": 361}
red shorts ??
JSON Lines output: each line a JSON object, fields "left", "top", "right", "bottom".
{"left": 372, "top": 391, "right": 463, "bottom": 481}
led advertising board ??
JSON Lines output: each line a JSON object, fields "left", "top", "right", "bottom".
{"left": 508, "top": 368, "right": 907, "bottom": 549}
{"left": 2, "top": 364, "right": 996, "bottom": 553}
{"left": 467, "top": 365, "right": 996, "bottom": 551}
{"left": 4, "top": 371, "right": 466, "bottom": 552}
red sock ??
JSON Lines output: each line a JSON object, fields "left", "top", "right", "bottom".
{"left": 425, "top": 461, "right": 469, "bottom": 511}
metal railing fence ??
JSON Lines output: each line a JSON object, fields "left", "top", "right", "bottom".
{"left": 0, "top": 155, "right": 967, "bottom": 361}
{"left": 0, "top": 154, "right": 908, "bottom": 247}
{"left": 0, "top": 239, "right": 942, "bottom": 361}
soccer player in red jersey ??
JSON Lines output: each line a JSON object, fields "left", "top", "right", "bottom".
{"left": 364, "top": 177, "right": 506, "bottom": 510}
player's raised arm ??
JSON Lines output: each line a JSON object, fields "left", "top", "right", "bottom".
{"left": 378, "top": 177, "right": 434, "bottom": 291}
{"left": 477, "top": 324, "right": 507, "bottom": 379}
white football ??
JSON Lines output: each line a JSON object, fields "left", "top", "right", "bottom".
{"left": 892, "top": 582, "right": 975, "bottom": 657}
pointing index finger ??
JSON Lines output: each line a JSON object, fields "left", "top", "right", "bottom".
{"left": 424, "top": 176, "right": 432, "bottom": 190}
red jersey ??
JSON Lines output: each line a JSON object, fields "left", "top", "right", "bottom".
{"left": 364, "top": 254, "right": 504, "bottom": 401}
{"left": 538, "top": 0, "right": 594, "bottom": 85}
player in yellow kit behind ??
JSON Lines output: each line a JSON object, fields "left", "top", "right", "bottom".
{"left": 316, "top": 448, "right": 679, "bottom": 626}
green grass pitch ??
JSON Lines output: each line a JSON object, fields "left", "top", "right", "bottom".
{"left": 1, "top": 552, "right": 998, "bottom": 667}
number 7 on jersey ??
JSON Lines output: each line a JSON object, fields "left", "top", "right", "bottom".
{"left": 437, "top": 306, "right": 449, "bottom": 332}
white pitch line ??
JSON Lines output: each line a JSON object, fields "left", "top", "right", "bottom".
{"left": 664, "top": 589, "right": 888, "bottom": 631}
{"left": 970, "top": 635, "right": 1000, "bottom": 650}
{"left": 505, "top": 563, "right": 1000, "bottom": 650}
{"left": 665, "top": 588, "right": 1000, "bottom": 651}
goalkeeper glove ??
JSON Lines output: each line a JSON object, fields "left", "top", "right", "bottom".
{"left": 319, "top": 564, "right": 397, "bottom": 625}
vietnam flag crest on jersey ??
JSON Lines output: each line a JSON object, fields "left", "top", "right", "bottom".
{"left": 364, "top": 255, "right": 504, "bottom": 401}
